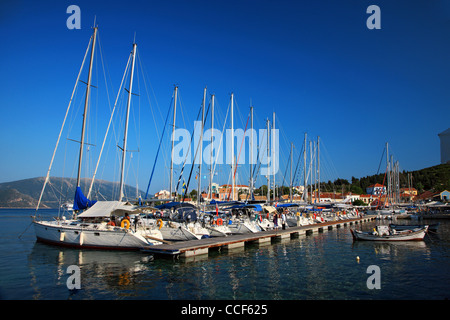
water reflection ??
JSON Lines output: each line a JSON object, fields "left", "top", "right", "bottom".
{"left": 352, "top": 240, "right": 430, "bottom": 259}
{"left": 24, "top": 218, "right": 450, "bottom": 300}
{"left": 28, "top": 242, "right": 154, "bottom": 299}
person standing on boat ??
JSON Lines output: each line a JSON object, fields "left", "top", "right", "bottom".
{"left": 273, "top": 212, "right": 278, "bottom": 230}
{"left": 281, "top": 210, "right": 287, "bottom": 230}
{"left": 134, "top": 215, "right": 140, "bottom": 232}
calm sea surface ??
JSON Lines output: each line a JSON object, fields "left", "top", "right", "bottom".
{"left": 1, "top": 208, "right": 449, "bottom": 300}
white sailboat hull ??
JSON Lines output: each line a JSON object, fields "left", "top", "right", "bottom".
{"left": 147, "top": 220, "right": 210, "bottom": 241}
{"left": 228, "top": 219, "right": 261, "bottom": 234}
{"left": 159, "top": 224, "right": 201, "bottom": 241}
{"left": 206, "top": 225, "right": 232, "bottom": 237}
{"left": 33, "top": 220, "right": 162, "bottom": 250}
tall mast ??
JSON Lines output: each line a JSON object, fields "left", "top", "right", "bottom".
{"left": 250, "top": 106, "right": 254, "bottom": 199}
{"left": 169, "top": 86, "right": 178, "bottom": 200}
{"left": 230, "top": 93, "right": 235, "bottom": 201}
{"left": 314, "top": 141, "right": 317, "bottom": 202}
{"left": 119, "top": 42, "right": 137, "bottom": 201}
{"left": 266, "top": 118, "right": 270, "bottom": 203}
{"left": 76, "top": 26, "right": 98, "bottom": 188}
{"left": 198, "top": 86, "right": 206, "bottom": 205}
{"left": 303, "top": 132, "right": 307, "bottom": 202}
{"left": 391, "top": 155, "right": 395, "bottom": 204}
{"left": 309, "top": 140, "right": 313, "bottom": 203}
{"left": 290, "top": 142, "right": 293, "bottom": 203}
{"left": 386, "top": 142, "right": 389, "bottom": 206}
{"left": 209, "top": 94, "right": 215, "bottom": 200}
{"left": 318, "top": 136, "right": 320, "bottom": 204}
{"left": 272, "top": 112, "right": 276, "bottom": 201}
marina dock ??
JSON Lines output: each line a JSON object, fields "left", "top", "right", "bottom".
{"left": 141, "top": 215, "right": 376, "bottom": 258}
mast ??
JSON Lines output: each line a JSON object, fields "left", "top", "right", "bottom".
{"left": 386, "top": 142, "right": 390, "bottom": 207}
{"left": 36, "top": 32, "right": 93, "bottom": 211}
{"left": 314, "top": 141, "right": 317, "bottom": 202}
{"left": 318, "top": 136, "right": 320, "bottom": 204}
{"left": 309, "top": 140, "right": 313, "bottom": 203}
{"left": 169, "top": 86, "right": 178, "bottom": 200}
{"left": 119, "top": 42, "right": 137, "bottom": 201}
{"left": 230, "top": 93, "right": 235, "bottom": 201}
{"left": 391, "top": 155, "right": 396, "bottom": 204}
{"left": 266, "top": 118, "right": 270, "bottom": 203}
{"left": 209, "top": 94, "right": 215, "bottom": 200}
{"left": 272, "top": 112, "right": 276, "bottom": 201}
{"left": 250, "top": 106, "right": 254, "bottom": 199}
{"left": 198, "top": 86, "right": 206, "bottom": 205}
{"left": 303, "top": 132, "right": 307, "bottom": 202}
{"left": 290, "top": 142, "right": 293, "bottom": 203}
{"left": 76, "top": 26, "right": 98, "bottom": 188}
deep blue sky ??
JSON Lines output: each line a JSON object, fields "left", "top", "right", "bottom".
{"left": 1, "top": 0, "right": 449, "bottom": 196}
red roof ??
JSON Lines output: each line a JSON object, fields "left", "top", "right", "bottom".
{"left": 367, "top": 183, "right": 385, "bottom": 188}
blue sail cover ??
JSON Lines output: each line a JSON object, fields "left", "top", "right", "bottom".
{"left": 73, "top": 186, "right": 97, "bottom": 211}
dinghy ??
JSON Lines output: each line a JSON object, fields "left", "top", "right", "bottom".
{"left": 350, "top": 225, "right": 428, "bottom": 241}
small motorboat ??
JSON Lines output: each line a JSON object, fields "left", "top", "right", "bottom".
{"left": 350, "top": 225, "right": 428, "bottom": 241}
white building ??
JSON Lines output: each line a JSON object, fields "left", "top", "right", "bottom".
{"left": 366, "top": 184, "right": 386, "bottom": 196}
{"left": 438, "top": 128, "right": 450, "bottom": 164}
{"left": 155, "top": 190, "right": 171, "bottom": 199}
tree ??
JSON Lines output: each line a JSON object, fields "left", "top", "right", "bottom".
{"left": 350, "top": 185, "right": 364, "bottom": 194}
{"left": 352, "top": 199, "right": 367, "bottom": 206}
{"left": 415, "top": 182, "right": 424, "bottom": 193}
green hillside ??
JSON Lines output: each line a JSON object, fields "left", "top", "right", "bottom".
{"left": 323, "top": 163, "right": 450, "bottom": 194}
{"left": 0, "top": 177, "right": 143, "bottom": 208}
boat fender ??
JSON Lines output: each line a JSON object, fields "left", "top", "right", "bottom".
{"left": 121, "top": 219, "right": 130, "bottom": 229}
{"left": 156, "top": 219, "right": 163, "bottom": 230}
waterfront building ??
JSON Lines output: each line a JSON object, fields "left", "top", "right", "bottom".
{"left": 218, "top": 184, "right": 249, "bottom": 200}
{"left": 366, "top": 183, "right": 386, "bottom": 196}
{"left": 360, "top": 194, "right": 376, "bottom": 205}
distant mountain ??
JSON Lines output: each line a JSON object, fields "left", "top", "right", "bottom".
{"left": 0, "top": 177, "right": 143, "bottom": 208}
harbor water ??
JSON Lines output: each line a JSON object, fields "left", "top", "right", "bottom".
{"left": 1, "top": 209, "right": 449, "bottom": 300}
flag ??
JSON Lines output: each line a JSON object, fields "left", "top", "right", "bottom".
{"left": 216, "top": 203, "right": 219, "bottom": 217}
{"left": 182, "top": 180, "right": 187, "bottom": 196}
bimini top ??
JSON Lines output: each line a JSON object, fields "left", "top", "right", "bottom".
{"left": 155, "top": 201, "right": 196, "bottom": 210}
{"left": 77, "top": 201, "right": 136, "bottom": 218}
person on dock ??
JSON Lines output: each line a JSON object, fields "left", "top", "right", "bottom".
{"left": 273, "top": 212, "right": 279, "bottom": 230}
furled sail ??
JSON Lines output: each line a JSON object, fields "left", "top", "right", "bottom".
{"left": 73, "top": 186, "right": 97, "bottom": 211}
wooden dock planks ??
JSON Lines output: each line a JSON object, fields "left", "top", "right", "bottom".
{"left": 141, "top": 216, "right": 375, "bottom": 258}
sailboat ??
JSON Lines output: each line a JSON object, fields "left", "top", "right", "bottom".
{"left": 33, "top": 27, "right": 163, "bottom": 250}
{"left": 367, "top": 143, "right": 405, "bottom": 218}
